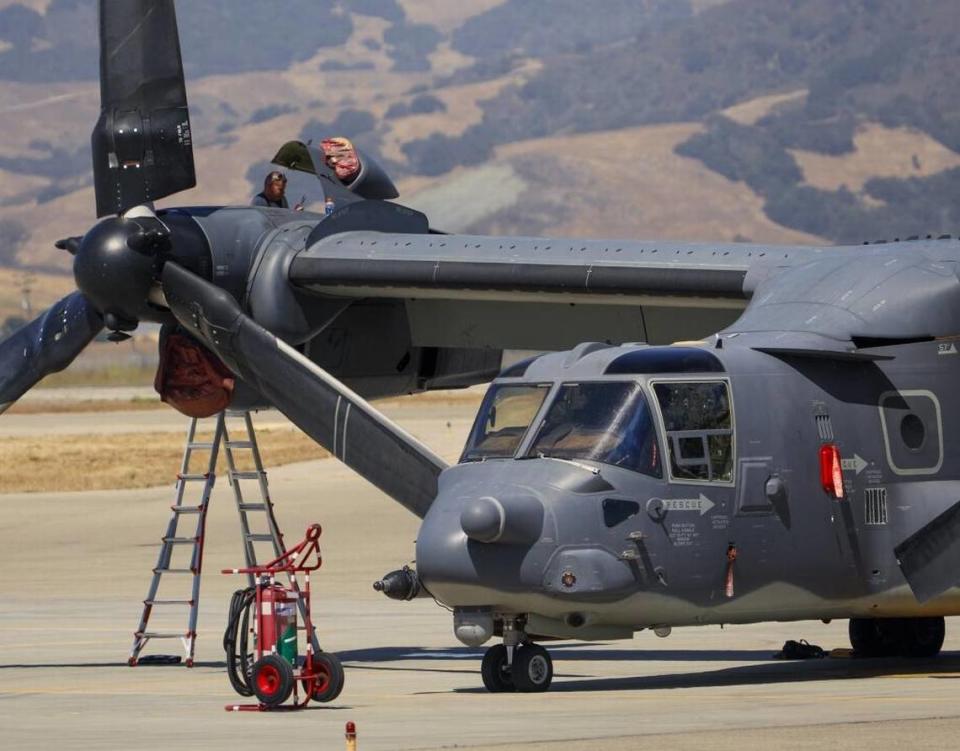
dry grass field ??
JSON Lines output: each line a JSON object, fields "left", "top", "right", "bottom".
{"left": 1, "top": 388, "right": 485, "bottom": 493}
{"left": 0, "top": 267, "right": 73, "bottom": 323}
{"left": 791, "top": 123, "right": 960, "bottom": 193}
{"left": 398, "top": 0, "right": 508, "bottom": 31}
{"left": 493, "top": 123, "right": 824, "bottom": 244}
{"left": 722, "top": 88, "right": 808, "bottom": 126}
{"left": 0, "top": 426, "right": 329, "bottom": 494}
{"left": 6, "top": 396, "right": 165, "bottom": 415}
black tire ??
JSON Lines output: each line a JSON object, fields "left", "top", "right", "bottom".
{"left": 304, "top": 652, "right": 345, "bottom": 703}
{"left": 512, "top": 643, "right": 553, "bottom": 693}
{"left": 481, "top": 644, "right": 515, "bottom": 693}
{"left": 849, "top": 618, "right": 897, "bottom": 657}
{"left": 251, "top": 654, "right": 295, "bottom": 706}
{"left": 901, "top": 616, "right": 945, "bottom": 658}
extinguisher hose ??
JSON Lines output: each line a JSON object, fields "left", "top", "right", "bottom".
{"left": 223, "top": 587, "right": 256, "bottom": 697}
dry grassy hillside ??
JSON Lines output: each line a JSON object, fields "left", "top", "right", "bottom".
{"left": 1, "top": 2, "right": 958, "bottom": 308}
{"left": 471, "top": 123, "right": 822, "bottom": 244}
{"left": 398, "top": 0, "right": 508, "bottom": 31}
{"left": 792, "top": 125, "right": 960, "bottom": 193}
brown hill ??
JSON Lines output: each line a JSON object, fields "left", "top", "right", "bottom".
{"left": 403, "top": 121, "right": 822, "bottom": 244}
{"left": 1, "top": 1, "right": 957, "bottom": 298}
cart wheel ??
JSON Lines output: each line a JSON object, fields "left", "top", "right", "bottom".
{"left": 303, "top": 652, "right": 345, "bottom": 703}
{"left": 252, "top": 654, "right": 294, "bottom": 706}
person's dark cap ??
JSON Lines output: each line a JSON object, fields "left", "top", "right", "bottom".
{"left": 265, "top": 170, "right": 287, "bottom": 184}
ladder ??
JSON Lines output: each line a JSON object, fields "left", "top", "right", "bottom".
{"left": 129, "top": 410, "right": 314, "bottom": 667}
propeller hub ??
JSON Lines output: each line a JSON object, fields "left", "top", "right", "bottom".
{"left": 73, "top": 213, "right": 167, "bottom": 330}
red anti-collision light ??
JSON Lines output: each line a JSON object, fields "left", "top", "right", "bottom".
{"left": 819, "top": 443, "right": 844, "bottom": 499}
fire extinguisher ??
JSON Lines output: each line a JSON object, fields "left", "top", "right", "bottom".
{"left": 260, "top": 582, "right": 298, "bottom": 664}
{"left": 223, "top": 578, "right": 298, "bottom": 704}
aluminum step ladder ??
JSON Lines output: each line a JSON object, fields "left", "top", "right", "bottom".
{"left": 221, "top": 411, "right": 287, "bottom": 584}
{"left": 129, "top": 410, "right": 319, "bottom": 667}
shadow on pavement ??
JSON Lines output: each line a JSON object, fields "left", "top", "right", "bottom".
{"left": 336, "top": 644, "right": 776, "bottom": 663}
{"left": 452, "top": 652, "right": 960, "bottom": 693}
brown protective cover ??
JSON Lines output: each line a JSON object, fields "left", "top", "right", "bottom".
{"left": 154, "top": 330, "right": 235, "bottom": 418}
{"left": 320, "top": 136, "right": 361, "bottom": 183}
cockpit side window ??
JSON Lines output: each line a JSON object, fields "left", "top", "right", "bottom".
{"left": 526, "top": 381, "right": 662, "bottom": 478}
{"left": 653, "top": 380, "right": 734, "bottom": 483}
{"left": 461, "top": 383, "right": 551, "bottom": 461}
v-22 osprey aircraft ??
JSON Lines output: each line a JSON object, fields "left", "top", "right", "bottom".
{"left": 378, "top": 289, "right": 960, "bottom": 692}
{"left": 3, "top": 0, "right": 960, "bottom": 695}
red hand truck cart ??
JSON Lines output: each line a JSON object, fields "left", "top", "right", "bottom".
{"left": 222, "top": 523, "right": 344, "bottom": 711}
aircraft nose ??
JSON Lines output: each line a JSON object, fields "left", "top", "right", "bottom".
{"left": 416, "top": 484, "right": 550, "bottom": 603}
{"left": 460, "top": 494, "right": 543, "bottom": 545}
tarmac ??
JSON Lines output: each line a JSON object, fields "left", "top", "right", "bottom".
{"left": 3, "top": 397, "right": 960, "bottom": 750}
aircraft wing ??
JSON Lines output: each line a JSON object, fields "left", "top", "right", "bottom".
{"left": 289, "top": 231, "right": 826, "bottom": 349}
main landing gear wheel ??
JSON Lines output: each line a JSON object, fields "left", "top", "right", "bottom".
{"left": 481, "top": 644, "right": 515, "bottom": 693}
{"left": 251, "top": 654, "right": 294, "bottom": 706}
{"left": 901, "top": 617, "right": 945, "bottom": 658}
{"left": 849, "top": 618, "right": 896, "bottom": 657}
{"left": 303, "top": 652, "right": 345, "bottom": 702}
{"left": 512, "top": 643, "right": 553, "bottom": 693}
{"left": 849, "top": 616, "right": 945, "bottom": 658}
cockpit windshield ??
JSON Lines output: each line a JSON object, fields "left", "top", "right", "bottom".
{"left": 526, "top": 381, "right": 662, "bottom": 478}
{"left": 461, "top": 383, "right": 551, "bottom": 461}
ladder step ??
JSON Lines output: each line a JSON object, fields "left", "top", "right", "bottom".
{"left": 187, "top": 442, "right": 215, "bottom": 449}
{"left": 136, "top": 632, "right": 187, "bottom": 639}
{"left": 238, "top": 503, "right": 267, "bottom": 511}
{"left": 246, "top": 534, "right": 276, "bottom": 542}
{"left": 172, "top": 505, "right": 204, "bottom": 514}
{"left": 226, "top": 441, "right": 254, "bottom": 449}
{"left": 154, "top": 568, "right": 195, "bottom": 574}
{"left": 162, "top": 537, "right": 197, "bottom": 544}
{"left": 231, "top": 471, "right": 263, "bottom": 480}
{"left": 144, "top": 599, "right": 193, "bottom": 606}
{"left": 178, "top": 473, "right": 209, "bottom": 482}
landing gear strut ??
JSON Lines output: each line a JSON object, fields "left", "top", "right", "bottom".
{"left": 849, "top": 616, "right": 945, "bottom": 658}
{"left": 481, "top": 619, "right": 553, "bottom": 693}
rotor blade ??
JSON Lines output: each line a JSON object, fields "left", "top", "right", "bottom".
{"left": 0, "top": 292, "right": 103, "bottom": 414}
{"left": 92, "top": 0, "right": 195, "bottom": 217}
{"left": 160, "top": 262, "right": 447, "bottom": 518}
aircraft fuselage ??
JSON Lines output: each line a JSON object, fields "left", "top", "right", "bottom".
{"left": 412, "top": 337, "right": 960, "bottom": 643}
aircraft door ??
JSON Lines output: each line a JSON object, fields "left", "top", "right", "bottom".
{"left": 648, "top": 378, "right": 741, "bottom": 600}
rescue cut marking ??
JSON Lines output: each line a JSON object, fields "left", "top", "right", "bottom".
{"left": 661, "top": 494, "right": 715, "bottom": 516}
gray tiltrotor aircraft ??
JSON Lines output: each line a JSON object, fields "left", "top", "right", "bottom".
{"left": 3, "top": 1, "right": 960, "bottom": 694}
